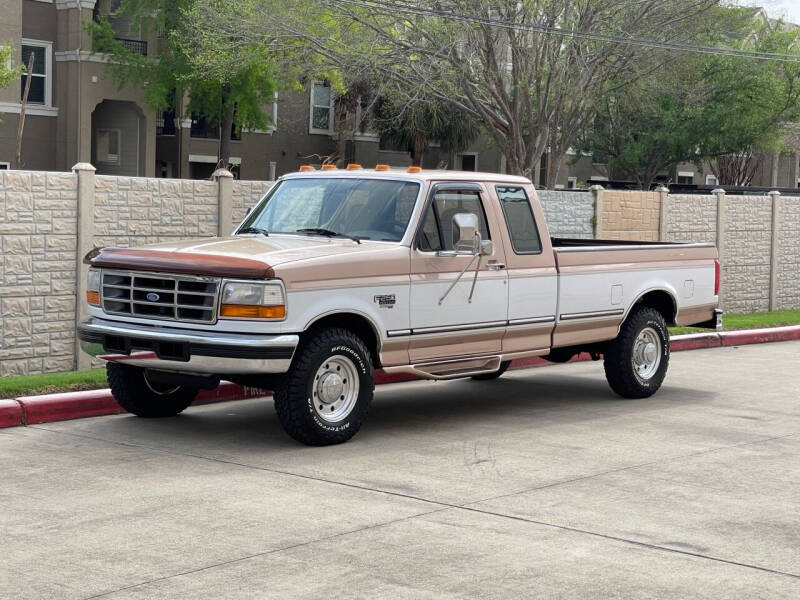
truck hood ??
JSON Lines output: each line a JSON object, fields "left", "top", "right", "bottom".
{"left": 87, "top": 235, "right": 395, "bottom": 280}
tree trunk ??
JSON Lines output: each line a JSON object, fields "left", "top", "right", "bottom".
{"left": 410, "top": 131, "right": 427, "bottom": 167}
{"left": 218, "top": 103, "right": 235, "bottom": 170}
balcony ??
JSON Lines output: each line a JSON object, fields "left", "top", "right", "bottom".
{"left": 116, "top": 38, "right": 147, "bottom": 56}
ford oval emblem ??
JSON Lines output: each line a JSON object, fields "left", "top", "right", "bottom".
{"left": 146, "top": 292, "right": 160, "bottom": 302}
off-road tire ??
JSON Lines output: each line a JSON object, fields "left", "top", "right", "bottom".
{"left": 107, "top": 363, "right": 198, "bottom": 417}
{"left": 603, "top": 306, "right": 669, "bottom": 398}
{"left": 471, "top": 360, "right": 511, "bottom": 380}
{"left": 274, "top": 327, "right": 374, "bottom": 446}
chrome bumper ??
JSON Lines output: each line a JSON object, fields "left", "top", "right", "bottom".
{"left": 78, "top": 317, "right": 298, "bottom": 375}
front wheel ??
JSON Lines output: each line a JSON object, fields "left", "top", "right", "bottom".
{"left": 107, "top": 363, "right": 198, "bottom": 417}
{"left": 274, "top": 327, "right": 374, "bottom": 445}
{"left": 603, "top": 306, "right": 669, "bottom": 398}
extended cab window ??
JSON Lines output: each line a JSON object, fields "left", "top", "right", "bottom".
{"left": 417, "top": 189, "right": 490, "bottom": 252}
{"left": 496, "top": 186, "right": 541, "bottom": 254}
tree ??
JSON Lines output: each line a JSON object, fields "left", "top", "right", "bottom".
{"left": 371, "top": 90, "right": 480, "bottom": 167}
{"left": 0, "top": 43, "right": 21, "bottom": 90}
{"left": 297, "top": 0, "right": 718, "bottom": 184}
{"left": 87, "top": 0, "right": 279, "bottom": 170}
{"left": 582, "top": 7, "right": 800, "bottom": 188}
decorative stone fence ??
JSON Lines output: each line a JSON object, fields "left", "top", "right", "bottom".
{"left": 0, "top": 168, "right": 797, "bottom": 376}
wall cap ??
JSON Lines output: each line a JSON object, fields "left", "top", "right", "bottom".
{"left": 72, "top": 163, "right": 96, "bottom": 172}
{"left": 711, "top": 188, "right": 726, "bottom": 194}
{"left": 768, "top": 190, "right": 781, "bottom": 197}
{"left": 212, "top": 169, "right": 234, "bottom": 179}
{"left": 655, "top": 185, "right": 669, "bottom": 192}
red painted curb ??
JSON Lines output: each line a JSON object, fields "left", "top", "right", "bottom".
{"left": 719, "top": 325, "right": 800, "bottom": 347}
{"left": 2, "top": 325, "right": 798, "bottom": 429}
{"left": 0, "top": 399, "right": 23, "bottom": 428}
{"left": 16, "top": 382, "right": 260, "bottom": 426}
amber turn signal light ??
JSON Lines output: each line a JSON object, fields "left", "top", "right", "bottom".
{"left": 219, "top": 304, "right": 286, "bottom": 319}
{"left": 86, "top": 290, "right": 100, "bottom": 306}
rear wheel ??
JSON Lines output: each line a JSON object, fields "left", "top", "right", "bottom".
{"left": 107, "top": 363, "right": 198, "bottom": 417}
{"left": 603, "top": 306, "right": 669, "bottom": 398}
{"left": 274, "top": 327, "right": 373, "bottom": 445}
{"left": 471, "top": 360, "right": 511, "bottom": 380}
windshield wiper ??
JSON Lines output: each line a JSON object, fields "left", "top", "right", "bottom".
{"left": 296, "top": 228, "right": 362, "bottom": 244}
{"left": 237, "top": 226, "right": 270, "bottom": 237}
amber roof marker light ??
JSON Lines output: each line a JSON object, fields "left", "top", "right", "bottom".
{"left": 321, "top": 164, "right": 337, "bottom": 170}
{"left": 375, "top": 164, "right": 391, "bottom": 171}
{"left": 407, "top": 166, "right": 422, "bottom": 173}
{"left": 346, "top": 163, "right": 363, "bottom": 170}
{"left": 298, "top": 165, "right": 315, "bottom": 172}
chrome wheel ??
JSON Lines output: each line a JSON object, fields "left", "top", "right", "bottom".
{"left": 312, "top": 355, "right": 360, "bottom": 422}
{"left": 632, "top": 326, "right": 661, "bottom": 380}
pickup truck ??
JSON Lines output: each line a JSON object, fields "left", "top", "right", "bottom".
{"left": 78, "top": 167, "right": 721, "bottom": 445}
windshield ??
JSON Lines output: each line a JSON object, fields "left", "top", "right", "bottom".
{"left": 239, "top": 178, "right": 421, "bottom": 242}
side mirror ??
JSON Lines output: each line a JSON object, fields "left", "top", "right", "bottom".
{"left": 452, "top": 212, "right": 479, "bottom": 253}
{"left": 480, "top": 239, "right": 494, "bottom": 256}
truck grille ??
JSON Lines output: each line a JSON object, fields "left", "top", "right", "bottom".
{"left": 101, "top": 270, "right": 220, "bottom": 324}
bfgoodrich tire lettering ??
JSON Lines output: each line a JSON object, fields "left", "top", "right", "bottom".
{"left": 603, "top": 306, "right": 670, "bottom": 398}
{"left": 274, "top": 327, "right": 374, "bottom": 445}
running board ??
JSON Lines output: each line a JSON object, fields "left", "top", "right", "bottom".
{"left": 383, "top": 356, "right": 503, "bottom": 380}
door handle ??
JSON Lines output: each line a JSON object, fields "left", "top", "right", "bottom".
{"left": 487, "top": 262, "right": 506, "bottom": 270}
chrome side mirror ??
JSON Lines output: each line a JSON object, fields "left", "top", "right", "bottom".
{"left": 479, "top": 239, "right": 494, "bottom": 256}
{"left": 452, "top": 212, "right": 479, "bottom": 253}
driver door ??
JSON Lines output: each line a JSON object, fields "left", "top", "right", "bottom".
{"left": 409, "top": 183, "right": 509, "bottom": 362}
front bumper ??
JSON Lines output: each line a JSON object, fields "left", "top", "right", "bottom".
{"left": 78, "top": 317, "right": 298, "bottom": 375}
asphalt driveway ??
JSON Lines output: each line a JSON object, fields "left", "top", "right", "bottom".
{"left": 1, "top": 341, "right": 798, "bottom": 599}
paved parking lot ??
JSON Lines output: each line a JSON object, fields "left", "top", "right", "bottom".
{"left": 1, "top": 341, "right": 798, "bottom": 599}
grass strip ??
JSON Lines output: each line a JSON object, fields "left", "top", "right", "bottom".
{"left": 0, "top": 368, "right": 108, "bottom": 399}
{"left": 670, "top": 309, "right": 800, "bottom": 335}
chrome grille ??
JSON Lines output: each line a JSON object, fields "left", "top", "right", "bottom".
{"left": 101, "top": 270, "right": 220, "bottom": 324}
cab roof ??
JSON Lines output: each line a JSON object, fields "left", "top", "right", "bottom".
{"left": 280, "top": 168, "right": 532, "bottom": 185}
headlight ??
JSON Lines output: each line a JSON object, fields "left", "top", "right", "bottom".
{"left": 220, "top": 281, "right": 286, "bottom": 319}
{"left": 87, "top": 268, "right": 101, "bottom": 306}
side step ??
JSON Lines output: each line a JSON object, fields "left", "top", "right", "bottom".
{"left": 384, "top": 356, "right": 503, "bottom": 380}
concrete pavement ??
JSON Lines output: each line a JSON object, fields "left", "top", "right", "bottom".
{"left": 1, "top": 341, "right": 798, "bottom": 599}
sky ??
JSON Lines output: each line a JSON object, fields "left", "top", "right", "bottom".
{"left": 742, "top": 1, "right": 800, "bottom": 24}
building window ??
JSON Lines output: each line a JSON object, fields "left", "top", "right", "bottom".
{"left": 567, "top": 176, "right": 578, "bottom": 189}
{"left": 677, "top": 171, "right": 695, "bottom": 185}
{"left": 96, "top": 129, "right": 121, "bottom": 165}
{"left": 20, "top": 40, "right": 52, "bottom": 106}
{"left": 309, "top": 81, "right": 333, "bottom": 134}
{"left": 190, "top": 115, "right": 219, "bottom": 139}
{"left": 0, "top": 162, "right": 9, "bottom": 170}
{"left": 458, "top": 153, "right": 477, "bottom": 171}
{"left": 705, "top": 174, "right": 718, "bottom": 186}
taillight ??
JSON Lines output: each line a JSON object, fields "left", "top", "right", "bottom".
{"left": 714, "top": 260, "right": 720, "bottom": 296}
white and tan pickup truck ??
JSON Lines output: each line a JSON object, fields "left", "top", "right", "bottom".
{"left": 79, "top": 167, "right": 721, "bottom": 445}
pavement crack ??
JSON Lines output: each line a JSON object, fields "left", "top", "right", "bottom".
{"left": 31, "top": 425, "right": 800, "bottom": 585}
{"left": 79, "top": 506, "right": 450, "bottom": 599}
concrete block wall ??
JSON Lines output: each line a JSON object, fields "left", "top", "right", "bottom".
{"left": 93, "top": 176, "right": 219, "bottom": 248}
{"left": 599, "top": 190, "right": 661, "bottom": 241}
{"left": 537, "top": 190, "right": 594, "bottom": 238}
{"left": 663, "top": 194, "right": 717, "bottom": 244}
{"left": 231, "top": 180, "right": 274, "bottom": 231}
{"left": 0, "top": 171, "right": 78, "bottom": 375}
{"left": 722, "top": 195, "right": 773, "bottom": 313}
{"left": 775, "top": 197, "right": 800, "bottom": 310}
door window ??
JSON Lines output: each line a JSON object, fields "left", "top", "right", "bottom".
{"left": 417, "top": 188, "right": 490, "bottom": 252}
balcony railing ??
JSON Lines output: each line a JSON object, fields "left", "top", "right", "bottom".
{"left": 156, "top": 111, "right": 176, "bottom": 136}
{"left": 116, "top": 38, "right": 147, "bottom": 56}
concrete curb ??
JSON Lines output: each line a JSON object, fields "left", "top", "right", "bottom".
{"left": 2, "top": 325, "right": 798, "bottom": 429}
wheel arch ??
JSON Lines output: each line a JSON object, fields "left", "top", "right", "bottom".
{"left": 624, "top": 288, "right": 678, "bottom": 327}
{"left": 303, "top": 310, "right": 383, "bottom": 368}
